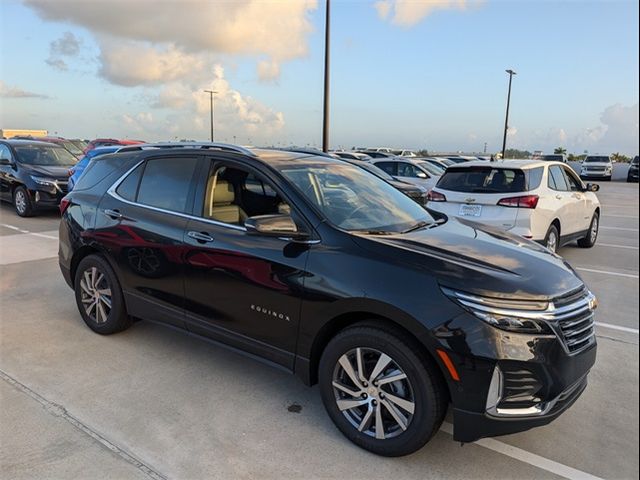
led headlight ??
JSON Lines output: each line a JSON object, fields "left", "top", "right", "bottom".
{"left": 30, "top": 175, "right": 57, "bottom": 187}
{"left": 441, "top": 287, "right": 554, "bottom": 334}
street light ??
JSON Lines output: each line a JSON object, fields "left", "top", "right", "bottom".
{"left": 322, "top": 0, "right": 330, "bottom": 152}
{"left": 501, "top": 69, "right": 516, "bottom": 159}
{"left": 203, "top": 89, "right": 218, "bottom": 142}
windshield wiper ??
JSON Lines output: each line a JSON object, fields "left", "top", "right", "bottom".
{"left": 401, "top": 219, "right": 446, "bottom": 234}
{"left": 354, "top": 229, "right": 394, "bottom": 235}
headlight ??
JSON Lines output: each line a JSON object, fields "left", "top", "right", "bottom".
{"left": 442, "top": 287, "right": 554, "bottom": 334}
{"left": 30, "top": 175, "right": 57, "bottom": 187}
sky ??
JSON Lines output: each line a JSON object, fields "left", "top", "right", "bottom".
{"left": 0, "top": 0, "right": 638, "bottom": 155}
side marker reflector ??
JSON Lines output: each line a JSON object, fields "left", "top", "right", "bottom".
{"left": 436, "top": 349, "right": 460, "bottom": 381}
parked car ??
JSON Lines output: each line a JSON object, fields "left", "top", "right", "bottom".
{"left": 83, "top": 138, "right": 144, "bottom": 154}
{"left": 331, "top": 151, "right": 372, "bottom": 161}
{"left": 427, "top": 160, "right": 601, "bottom": 253}
{"left": 446, "top": 156, "right": 474, "bottom": 164}
{"left": 355, "top": 150, "right": 394, "bottom": 159}
{"left": 371, "top": 157, "right": 442, "bottom": 191}
{"left": 0, "top": 139, "right": 76, "bottom": 216}
{"left": 415, "top": 157, "right": 446, "bottom": 174}
{"left": 68, "top": 145, "right": 123, "bottom": 190}
{"left": 13, "top": 135, "right": 84, "bottom": 159}
{"left": 627, "top": 156, "right": 639, "bottom": 182}
{"left": 541, "top": 154, "right": 568, "bottom": 163}
{"left": 69, "top": 139, "right": 88, "bottom": 152}
{"left": 397, "top": 150, "right": 417, "bottom": 157}
{"left": 580, "top": 155, "right": 613, "bottom": 181}
{"left": 339, "top": 157, "right": 428, "bottom": 205}
{"left": 59, "top": 144, "right": 597, "bottom": 456}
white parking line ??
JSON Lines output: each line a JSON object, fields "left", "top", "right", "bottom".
{"left": 596, "top": 322, "right": 640, "bottom": 334}
{"left": 440, "top": 422, "right": 604, "bottom": 480}
{"left": 576, "top": 267, "right": 639, "bottom": 279}
{"left": 600, "top": 226, "right": 639, "bottom": 232}
{"left": 596, "top": 243, "right": 639, "bottom": 250}
{"left": 604, "top": 214, "right": 639, "bottom": 219}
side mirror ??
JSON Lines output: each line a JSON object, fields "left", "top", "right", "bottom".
{"left": 585, "top": 183, "right": 600, "bottom": 192}
{"left": 416, "top": 172, "right": 428, "bottom": 179}
{"left": 245, "top": 214, "right": 307, "bottom": 239}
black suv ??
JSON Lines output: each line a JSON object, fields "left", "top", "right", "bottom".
{"left": 628, "top": 156, "right": 639, "bottom": 182}
{"left": 59, "top": 143, "right": 597, "bottom": 456}
{"left": 1, "top": 139, "right": 76, "bottom": 216}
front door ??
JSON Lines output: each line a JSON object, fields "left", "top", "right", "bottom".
{"left": 182, "top": 158, "right": 313, "bottom": 369}
{"left": 548, "top": 165, "right": 578, "bottom": 235}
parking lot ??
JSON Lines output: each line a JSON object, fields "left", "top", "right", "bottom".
{"left": 0, "top": 175, "right": 638, "bottom": 480}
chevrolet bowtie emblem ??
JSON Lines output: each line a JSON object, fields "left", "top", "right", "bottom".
{"left": 465, "top": 198, "right": 476, "bottom": 203}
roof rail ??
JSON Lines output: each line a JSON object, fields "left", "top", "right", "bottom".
{"left": 117, "top": 142, "right": 256, "bottom": 157}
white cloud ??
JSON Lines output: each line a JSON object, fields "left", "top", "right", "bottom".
{"left": 0, "top": 81, "right": 49, "bottom": 99}
{"left": 375, "top": 0, "right": 484, "bottom": 27}
{"left": 257, "top": 60, "right": 281, "bottom": 83}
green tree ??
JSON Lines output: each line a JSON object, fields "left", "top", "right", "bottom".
{"left": 611, "top": 152, "right": 631, "bottom": 163}
{"left": 504, "top": 148, "right": 532, "bottom": 159}
{"left": 554, "top": 147, "right": 567, "bottom": 155}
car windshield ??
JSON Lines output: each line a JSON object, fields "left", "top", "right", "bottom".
{"left": 418, "top": 161, "right": 445, "bottom": 175}
{"left": 633, "top": 157, "right": 639, "bottom": 165}
{"left": 14, "top": 144, "right": 77, "bottom": 166}
{"left": 585, "top": 156, "right": 610, "bottom": 163}
{"left": 61, "top": 141, "right": 83, "bottom": 156}
{"left": 280, "top": 161, "right": 434, "bottom": 233}
{"left": 437, "top": 167, "right": 527, "bottom": 193}
{"left": 542, "top": 155, "right": 563, "bottom": 161}
{"left": 353, "top": 161, "right": 395, "bottom": 181}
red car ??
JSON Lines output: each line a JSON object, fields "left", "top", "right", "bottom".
{"left": 83, "top": 138, "right": 144, "bottom": 154}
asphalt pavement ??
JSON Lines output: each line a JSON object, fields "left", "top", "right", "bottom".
{"left": 0, "top": 174, "right": 638, "bottom": 480}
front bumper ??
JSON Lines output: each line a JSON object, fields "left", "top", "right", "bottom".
{"left": 580, "top": 171, "right": 612, "bottom": 179}
{"left": 434, "top": 310, "right": 597, "bottom": 443}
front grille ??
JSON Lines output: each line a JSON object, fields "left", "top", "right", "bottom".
{"left": 56, "top": 181, "right": 69, "bottom": 194}
{"left": 551, "top": 288, "right": 596, "bottom": 354}
{"left": 586, "top": 166, "right": 606, "bottom": 172}
{"left": 500, "top": 368, "right": 543, "bottom": 407}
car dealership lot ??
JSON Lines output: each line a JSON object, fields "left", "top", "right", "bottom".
{"left": 1, "top": 180, "right": 638, "bottom": 479}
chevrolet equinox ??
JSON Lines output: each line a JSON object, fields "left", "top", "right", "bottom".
{"left": 59, "top": 143, "right": 598, "bottom": 456}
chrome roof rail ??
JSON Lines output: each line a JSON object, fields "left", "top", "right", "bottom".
{"left": 117, "top": 142, "right": 256, "bottom": 157}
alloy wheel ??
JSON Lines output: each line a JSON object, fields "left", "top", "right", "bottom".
{"left": 79, "top": 266, "right": 113, "bottom": 324}
{"left": 332, "top": 347, "right": 415, "bottom": 440}
{"left": 590, "top": 216, "right": 599, "bottom": 243}
{"left": 547, "top": 231, "right": 558, "bottom": 252}
{"left": 14, "top": 190, "right": 27, "bottom": 214}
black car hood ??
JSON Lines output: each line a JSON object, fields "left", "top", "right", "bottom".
{"left": 388, "top": 179, "right": 422, "bottom": 192}
{"left": 22, "top": 164, "right": 72, "bottom": 180}
{"left": 352, "top": 218, "right": 584, "bottom": 300}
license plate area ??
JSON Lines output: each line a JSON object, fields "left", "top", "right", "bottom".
{"left": 459, "top": 204, "right": 482, "bottom": 217}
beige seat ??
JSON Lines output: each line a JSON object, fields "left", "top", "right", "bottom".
{"left": 205, "top": 179, "right": 247, "bottom": 224}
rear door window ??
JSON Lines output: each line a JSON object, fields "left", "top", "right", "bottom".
{"left": 136, "top": 157, "right": 199, "bottom": 213}
{"left": 115, "top": 164, "right": 143, "bottom": 201}
{"left": 548, "top": 166, "right": 569, "bottom": 191}
{"left": 396, "top": 163, "right": 422, "bottom": 178}
{"left": 375, "top": 162, "right": 398, "bottom": 176}
{"left": 436, "top": 167, "right": 527, "bottom": 193}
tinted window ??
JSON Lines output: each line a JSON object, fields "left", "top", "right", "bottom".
{"left": 542, "top": 155, "right": 563, "bottom": 162}
{"left": 115, "top": 164, "right": 143, "bottom": 201}
{"left": 375, "top": 162, "right": 397, "bottom": 175}
{"left": 0, "top": 144, "right": 12, "bottom": 161}
{"left": 436, "top": 167, "right": 527, "bottom": 193}
{"left": 137, "top": 158, "right": 198, "bottom": 213}
{"left": 14, "top": 144, "right": 76, "bottom": 166}
{"left": 584, "top": 156, "right": 610, "bottom": 163}
{"left": 397, "top": 163, "right": 423, "bottom": 178}
{"left": 632, "top": 156, "right": 638, "bottom": 165}
{"left": 548, "top": 166, "right": 569, "bottom": 191}
{"left": 74, "top": 156, "right": 126, "bottom": 191}
{"left": 563, "top": 167, "right": 583, "bottom": 192}
{"left": 528, "top": 167, "right": 544, "bottom": 190}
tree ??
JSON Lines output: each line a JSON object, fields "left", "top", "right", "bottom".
{"left": 611, "top": 152, "right": 631, "bottom": 163}
{"left": 504, "top": 148, "right": 532, "bottom": 159}
{"left": 554, "top": 147, "right": 567, "bottom": 155}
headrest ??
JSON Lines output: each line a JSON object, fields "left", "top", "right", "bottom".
{"left": 213, "top": 181, "right": 235, "bottom": 204}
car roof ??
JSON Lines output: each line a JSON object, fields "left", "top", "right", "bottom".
{"left": 1, "top": 139, "right": 66, "bottom": 147}
{"left": 446, "top": 159, "right": 553, "bottom": 169}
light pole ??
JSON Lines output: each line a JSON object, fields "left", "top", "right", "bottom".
{"left": 322, "top": 0, "right": 330, "bottom": 152}
{"left": 203, "top": 89, "right": 217, "bottom": 142}
{"left": 501, "top": 69, "right": 516, "bottom": 159}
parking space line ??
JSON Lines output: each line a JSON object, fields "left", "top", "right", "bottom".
{"left": 600, "top": 226, "right": 639, "bottom": 232}
{"left": 596, "top": 322, "right": 639, "bottom": 334}
{"left": 440, "top": 422, "right": 604, "bottom": 480}
{"left": 604, "top": 214, "right": 639, "bottom": 219}
{"left": 30, "top": 232, "right": 59, "bottom": 240}
{"left": 1, "top": 223, "right": 30, "bottom": 234}
{"left": 576, "top": 267, "right": 639, "bottom": 279}
{"left": 596, "top": 243, "right": 639, "bottom": 250}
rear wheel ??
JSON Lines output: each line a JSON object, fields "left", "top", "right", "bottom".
{"left": 319, "top": 324, "right": 447, "bottom": 456}
{"left": 13, "top": 186, "right": 33, "bottom": 217}
{"left": 74, "top": 255, "right": 132, "bottom": 334}
{"left": 578, "top": 212, "right": 599, "bottom": 248}
{"left": 544, "top": 224, "right": 560, "bottom": 253}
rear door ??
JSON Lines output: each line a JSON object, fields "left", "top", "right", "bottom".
{"left": 430, "top": 166, "right": 526, "bottom": 230}
{"left": 95, "top": 155, "right": 201, "bottom": 328}
{"left": 562, "top": 166, "right": 591, "bottom": 232}
{"left": 547, "top": 165, "right": 578, "bottom": 235}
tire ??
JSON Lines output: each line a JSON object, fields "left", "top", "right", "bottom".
{"left": 318, "top": 323, "right": 447, "bottom": 457}
{"left": 74, "top": 254, "right": 132, "bottom": 334}
{"left": 13, "top": 186, "right": 33, "bottom": 217}
{"left": 577, "top": 212, "right": 599, "bottom": 248}
{"left": 544, "top": 224, "right": 560, "bottom": 253}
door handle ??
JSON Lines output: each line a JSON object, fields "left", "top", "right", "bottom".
{"left": 555, "top": 195, "right": 563, "bottom": 200}
{"left": 104, "top": 209, "right": 123, "bottom": 220}
{"left": 187, "top": 231, "right": 214, "bottom": 243}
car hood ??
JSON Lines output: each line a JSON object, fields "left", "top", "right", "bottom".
{"left": 23, "top": 164, "right": 72, "bottom": 180}
{"left": 351, "top": 218, "right": 584, "bottom": 300}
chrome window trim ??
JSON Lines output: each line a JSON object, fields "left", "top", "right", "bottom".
{"left": 106, "top": 160, "right": 247, "bottom": 232}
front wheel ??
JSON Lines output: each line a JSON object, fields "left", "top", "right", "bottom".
{"left": 578, "top": 212, "right": 599, "bottom": 248}
{"left": 319, "top": 324, "right": 447, "bottom": 456}
{"left": 13, "top": 186, "right": 33, "bottom": 217}
{"left": 74, "top": 254, "right": 132, "bottom": 334}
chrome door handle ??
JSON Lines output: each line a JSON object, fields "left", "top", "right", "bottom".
{"left": 555, "top": 195, "right": 563, "bottom": 200}
{"left": 104, "top": 209, "right": 123, "bottom": 220}
{"left": 187, "top": 231, "right": 214, "bottom": 243}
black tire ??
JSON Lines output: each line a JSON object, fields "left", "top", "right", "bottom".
{"left": 577, "top": 212, "right": 599, "bottom": 248}
{"left": 74, "top": 254, "right": 132, "bottom": 334}
{"left": 319, "top": 323, "right": 447, "bottom": 457}
{"left": 544, "top": 224, "right": 560, "bottom": 253}
{"left": 13, "top": 186, "right": 33, "bottom": 217}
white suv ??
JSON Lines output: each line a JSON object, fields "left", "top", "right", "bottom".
{"left": 580, "top": 155, "right": 613, "bottom": 181}
{"left": 427, "top": 160, "right": 601, "bottom": 253}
